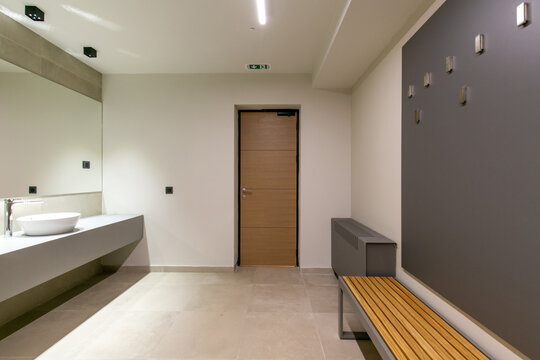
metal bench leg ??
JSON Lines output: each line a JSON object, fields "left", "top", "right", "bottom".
{"left": 339, "top": 287, "right": 370, "bottom": 340}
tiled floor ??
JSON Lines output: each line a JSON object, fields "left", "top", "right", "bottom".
{"left": 0, "top": 267, "right": 382, "bottom": 360}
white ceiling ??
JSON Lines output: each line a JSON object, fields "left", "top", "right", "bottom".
{"left": 0, "top": 0, "right": 433, "bottom": 88}
{"left": 313, "top": 0, "right": 434, "bottom": 89}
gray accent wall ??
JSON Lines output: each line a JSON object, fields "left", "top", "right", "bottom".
{"left": 0, "top": 12, "right": 101, "bottom": 101}
{"left": 402, "top": 0, "right": 540, "bottom": 358}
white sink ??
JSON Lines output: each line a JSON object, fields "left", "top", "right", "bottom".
{"left": 17, "top": 212, "right": 80, "bottom": 236}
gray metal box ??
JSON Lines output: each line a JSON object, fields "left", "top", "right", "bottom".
{"left": 331, "top": 218, "right": 396, "bottom": 277}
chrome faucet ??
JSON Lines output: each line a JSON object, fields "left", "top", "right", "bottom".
{"left": 4, "top": 199, "right": 21, "bottom": 237}
{"left": 3, "top": 198, "right": 42, "bottom": 237}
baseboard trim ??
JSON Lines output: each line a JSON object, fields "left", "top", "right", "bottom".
{"left": 300, "top": 267, "right": 333, "bottom": 274}
{"left": 108, "top": 265, "right": 235, "bottom": 273}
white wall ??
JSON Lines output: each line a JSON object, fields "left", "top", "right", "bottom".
{"left": 102, "top": 74, "right": 350, "bottom": 268}
{"left": 351, "top": 1, "right": 523, "bottom": 359}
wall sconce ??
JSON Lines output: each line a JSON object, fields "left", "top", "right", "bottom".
{"left": 424, "top": 73, "right": 432, "bottom": 87}
{"left": 459, "top": 86, "right": 469, "bottom": 105}
{"left": 445, "top": 56, "right": 455, "bottom": 73}
{"left": 414, "top": 109, "right": 422, "bottom": 124}
{"left": 407, "top": 85, "right": 415, "bottom": 99}
{"left": 517, "top": 3, "right": 529, "bottom": 27}
{"left": 475, "top": 34, "right": 485, "bottom": 54}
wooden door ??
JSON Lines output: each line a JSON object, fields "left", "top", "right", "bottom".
{"left": 239, "top": 111, "right": 297, "bottom": 266}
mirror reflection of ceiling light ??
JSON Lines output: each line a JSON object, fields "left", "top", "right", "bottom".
{"left": 61, "top": 4, "right": 120, "bottom": 31}
{"left": 256, "top": 0, "right": 266, "bottom": 25}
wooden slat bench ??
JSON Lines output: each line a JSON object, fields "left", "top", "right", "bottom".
{"left": 338, "top": 276, "right": 490, "bottom": 360}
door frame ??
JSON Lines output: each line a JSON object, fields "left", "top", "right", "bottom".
{"left": 236, "top": 108, "right": 300, "bottom": 266}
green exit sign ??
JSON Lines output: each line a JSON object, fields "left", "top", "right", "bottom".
{"left": 246, "top": 64, "right": 271, "bottom": 70}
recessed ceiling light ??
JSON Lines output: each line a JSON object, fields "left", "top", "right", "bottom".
{"left": 25, "top": 5, "right": 44, "bottom": 21}
{"left": 83, "top": 47, "right": 97, "bottom": 58}
{"left": 256, "top": 0, "right": 266, "bottom": 25}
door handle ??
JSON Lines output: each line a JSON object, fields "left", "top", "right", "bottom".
{"left": 242, "top": 188, "right": 252, "bottom": 194}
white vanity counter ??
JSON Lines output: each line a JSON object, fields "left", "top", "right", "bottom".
{"left": 0, "top": 214, "right": 143, "bottom": 302}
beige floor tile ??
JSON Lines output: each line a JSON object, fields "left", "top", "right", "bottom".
{"left": 4, "top": 268, "right": 385, "bottom": 360}
{"left": 150, "top": 311, "right": 246, "bottom": 359}
{"left": 252, "top": 267, "right": 303, "bottom": 285}
{"left": 238, "top": 312, "right": 324, "bottom": 360}
{"left": 314, "top": 313, "right": 381, "bottom": 360}
{"left": 100, "top": 270, "right": 151, "bottom": 285}
{"left": 156, "top": 272, "right": 214, "bottom": 286}
{"left": 36, "top": 310, "right": 114, "bottom": 360}
{"left": 128, "top": 283, "right": 195, "bottom": 312}
{"left": 56, "top": 281, "right": 136, "bottom": 311}
{"left": 0, "top": 310, "right": 94, "bottom": 357}
{"left": 203, "top": 269, "right": 254, "bottom": 285}
{"left": 73, "top": 311, "right": 175, "bottom": 359}
{"left": 302, "top": 273, "right": 339, "bottom": 287}
{"left": 184, "top": 284, "right": 253, "bottom": 312}
{"left": 306, "top": 285, "right": 357, "bottom": 313}
{"left": 249, "top": 284, "right": 311, "bottom": 313}
{"left": 102, "top": 281, "right": 157, "bottom": 311}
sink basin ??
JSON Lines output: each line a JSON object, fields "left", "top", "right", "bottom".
{"left": 17, "top": 212, "right": 80, "bottom": 236}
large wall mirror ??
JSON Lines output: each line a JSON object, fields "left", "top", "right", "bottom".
{"left": 0, "top": 58, "right": 102, "bottom": 198}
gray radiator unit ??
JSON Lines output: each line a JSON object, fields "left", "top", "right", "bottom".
{"left": 331, "top": 218, "right": 396, "bottom": 277}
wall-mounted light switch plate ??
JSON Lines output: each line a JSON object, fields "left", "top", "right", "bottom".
{"left": 445, "top": 56, "right": 455, "bottom": 73}
{"left": 82, "top": 161, "right": 90, "bottom": 169}
{"left": 459, "top": 86, "right": 469, "bottom": 105}
{"left": 29, "top": 186, "right": 37, "bottom": 194}
{"left": 517, "top": 3, "right": 529, "bottom": 26}
{"left": 165, "top": 186, "right": 173, "bottom": 194}
{"left": 475, "top": 34, "right": 485, "bottom": 54}
{"left": 424, "top": 73, "right": 432, "bottom": 87}
{"left": 407, "top": 85, "right": 415, "bottom": 98}
{"left": 414, "top": 109, "right": 422, "bottom": 124}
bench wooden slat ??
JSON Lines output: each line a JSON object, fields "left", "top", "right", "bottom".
{"left": 382, "top": 277, "right": 488, "bottom": 360}
{"left": 350, "top": 277, "right": 422, "bottom": 359}
{"left": 370, "top": 277, "right": 466, "bottom": 360}
{"left": 343, "top": 276, "right": 489, "bottom": 360}
{"left": 362, "top": 277, "right": 446, "bottom": 359}
{"left": 343, "top": 276, "right": 408, "bottom": 359}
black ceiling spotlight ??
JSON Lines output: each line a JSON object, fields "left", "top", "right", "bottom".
{"left": 83, "top": 47, "right": 97, "bottom": 58}
{"left": 25, "top": 5, "right": 44, "bottom": 21}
